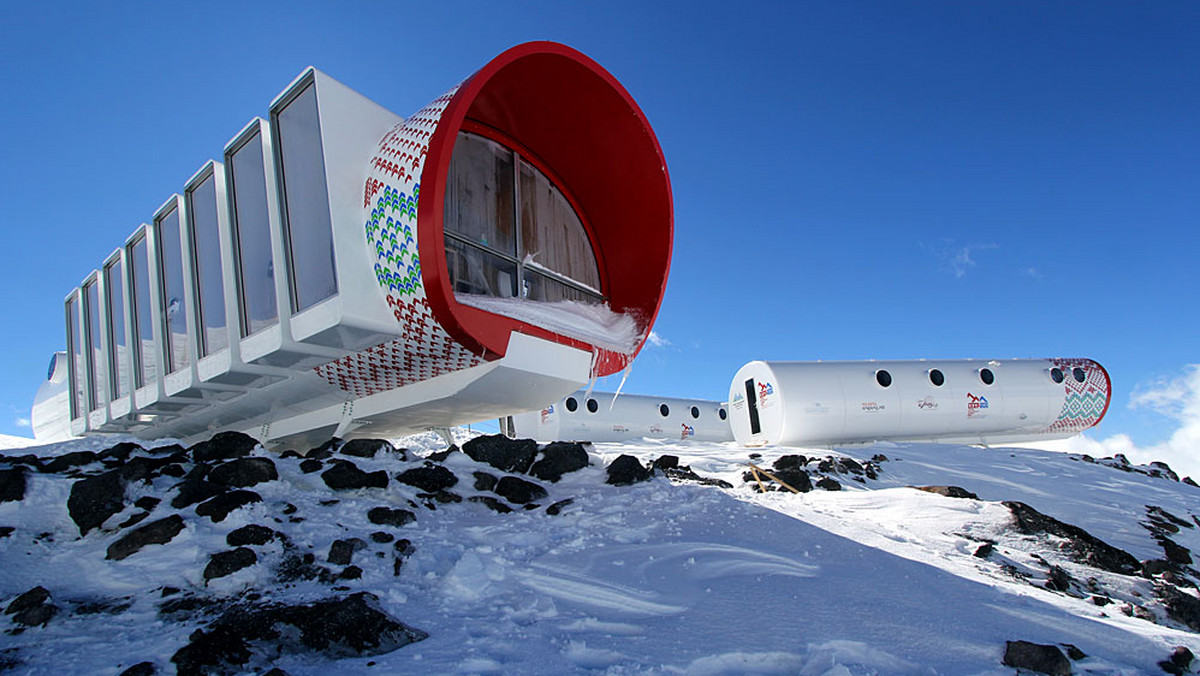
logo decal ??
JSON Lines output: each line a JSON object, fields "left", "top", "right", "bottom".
{"left": 540, "top": 405, "right": 554, "bottom": 423}
{"left": 917, "top": 396, "right": 938, "bottom": 410}
{"left": 861, "top": 401, "right": 886, "bottom": 412}
{"left": 967, "top": 393, "right": 989, "bottom": 418}
{"left": 681, "top": 424, "right": 695, "bottom": 440}
{"left": 759, "top": 382, "right": 774, "bottom": 408}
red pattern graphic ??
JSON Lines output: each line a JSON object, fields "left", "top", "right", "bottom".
{"left": 1043, "top": 358, "right": 1111, "bottom": 434}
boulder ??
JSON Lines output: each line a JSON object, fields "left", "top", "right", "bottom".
{"left": 0, "top": 466, "right": 26, "bottom": 503}
{"left": 773, "top": 455, "right": 806, "bottom": 471}
{"left": 306, "top": 438, "right": 339, "bottom": 459}
{"left": 5, "top": 587, "right": 56, "bottom": 628}
{"left": 68, "top": 470, "right": 127, "bottom": 535}
{"left": 462, "top": 435, "right": 538, "bottom": 474}
{"left": 546, "top": 499, "right": 574, "bottom": 516}
{"left": 118, "top": 662, "right": 157, "bottom": 676}
{"left": 189, "top": 431, "right": 260, "bottom": 463}
{"left": 816, "top": 477, "right": 842, "bottom": 491}
{"left": 40, "top": 451, "right": 100, "bottom": 474}
{"left": 605, "top": 455, "right": 651, "bottom": 486}
{"left": 195, "top": 490, "right": 263, "bottom": 523}
{"left": 530, "top": 442, "right": 590, "bottom": 482}
{"left": 119, "top": 456, "right": 175, "bottom": 484}
{"left": 1158, "top": 583, "right": 1200, "bottom": 632}
{"left": 494, "top": 476, "right": 548, "bottom": 505}
{"left": 170, "top": 479, "right": 225, "bottom": 509}
{"left": 1159, "top": 646, "right": 1196, "bottom": 676}
{"left": 299, "top": 458, "right": 323, "bottom": 474}
{"left": 1004, "top": 501, "right": 1141, "bottom": 575}
{"left": 227, "top": 524, "right": 277, "bottom": 547}
{"left": 208, "top": 458, "right": 278, "bottom": 488}
{"left": 396, "top": 465, "right": 458, "bottom": 493}
{"left": 473, "top": 471, "right": 498, "bottom": 492}
{"left": 367, "top": 507, "right": 416, "bottom": 527}
{"left": 204, "top": 547, "right": 258, "bottom": 581}
{"left": 5, "top": 586, "right": 50, "bottom": 615}
{"left": 1001, "top": 641, "right": 1070, "bottom": 676}
{"left": 322, "top": 461, "right": 388, "bottom": 490}
{"left": 328, "top": 538, "right": 367, "bottom": 566}
{"left": 468, "top": 496, "right": 513, "bottom": 514}
{"left": 340, "top": 438, "right": 399, "bottom": 459}
{"left": 370, "top": 531, "right": 395, "bottom": 544}
{"left": 106, "top": 515, "right": 186, "bottom": 561}
{"left": 171, "top": 623, "right": 252, "bottom": 675}
{"left": 764, "top": 467, "right": 811, "bottom": 493}
{"left": 915, "top": 485, "right": 979, "bottom": 500}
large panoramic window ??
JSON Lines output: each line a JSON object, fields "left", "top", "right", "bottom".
{"left": 276, "top": 82, "right": 336, "bottom": 312}
{"left": 228, "top": 129, "right": 279, "bottom": 337}
{"left": 104, "top": 259, "right": 130, "bottom": 398}
{"left": 84, "top": 279, "right": 106, "bottom": 410}
{"left": 444, "top": 132, "right": 601, "bottom": 304}
{"left": 156, "top": 207, "right": 190, "bottom": 374}
{"left": 187, "top": 171, "right": 228, "bottom": 356}
{"left": 66, "top": 295, "right": 85, "bottom": 418}
{"left": 129, "top": 235, "right": 156, "bottom": 388}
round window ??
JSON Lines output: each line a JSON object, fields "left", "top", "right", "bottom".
{"left": 586, "top": 398, "right": 598, "bottom": 413}
{"left": 876, "top": 370, "right": 892, "bottom": 388}
{"left": 1050, "top": 368, "right": 1064, "bottom": 384}
{"left": 690, "top": 406, "right": 700, "bottom": 419}
{"left": 718, "top": 408, "right": 727, "bottom": 421}
{"left": 659, "top": 404, "right": 670, "bottom": 417}
{"left": 929, "top": 369, "right": 945, "bottom": 387}
{"left": 1073, "top": 367, "right": 1086, "bottom": 383}
{"left": 565, "top": 397, "right": 578, "bottom": 412}
{"left": 980, "top": 368, "right": 995, "bottom": 385}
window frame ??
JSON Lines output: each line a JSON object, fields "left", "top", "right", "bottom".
{"left": 185, "top": 163, "right": 227, "bottom": 358}
{"left": 225, "top": 120, "right": 281, "bottom": 339}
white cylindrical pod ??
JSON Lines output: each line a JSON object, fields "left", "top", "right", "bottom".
{"left": 512, "top": 391, "right": 733, "bottom": 443}
{"left": 728, "top": 359, "right": 1111, "bottom": 447}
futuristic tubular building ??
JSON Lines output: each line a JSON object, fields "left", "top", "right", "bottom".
{"left": 34, "top": 42, "right": 673, "bottom": 448}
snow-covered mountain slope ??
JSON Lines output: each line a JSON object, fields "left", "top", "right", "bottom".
{"left": 1, "top": 431, "right": 1199, "bottom": 675}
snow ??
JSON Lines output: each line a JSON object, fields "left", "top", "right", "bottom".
{"left": 2, "top": 431, "right": 1200, "bottom": 674}
{"left": 454, "top": 294, "right": 642, "bottom": 353}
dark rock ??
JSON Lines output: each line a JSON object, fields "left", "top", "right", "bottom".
{"left": 328, "top": 538, "right": 367, "bottom": 566}
{"left": 227, "top": 524, "right": 276, "bottom": 547}
{"left": 204, "top": 547, "right": 257, "bottom": 581}
{"left": 367, "top": 507, "right": 416, "bottom": 527}
{"left": 68, "top": 470, "right": 127, "bottom": 535}
{"left": 663, "top": 466, "right": 734, "bottom": 488}
{"left": 495, "top": 476, "right": 548, "bottom": 504}
{"left": 817, "top": 458, "right": 836, "bottom": 474}
{"left": 160, "top": 464, "right": 186, "bottom": 478}
{"left": 392, "top": 539, "right": 415, "bottom": 576}
{"left": 118, "top": 661, "right": 157, "bottom": 676}
{"left": 1045, "top": 565, "right": 1075, "bottom": 593}
{"left": 473, "top": 471, "right": 498, "bottom": 492}
{"left": 275, "top": 553, "right": 335, "bottom": 585}
{"left": 651, "top": 455, "right": 679, "bottom": 471}
{"left": 1159, "top": 584, "right": 1200, "bottom": 632}
{"left": 469, "top": 496, "right": 513, "bottom": 514}
{"left": 0, "top": 466, "right": 27, "bottom": 503}
{"left": 773, "top": 455, "right": 806, "bottom": 471}
{"left": 1092, "top": 595, "right": 1112, "bottom": 606}
{"left": 1062, "top": 643, "right": 1087, "bottom": 660}
{"left": 871, "top": 454, "right": 889, "bottom": 463}
{"left": 118, "top": 512, "right": 150, "bottom": 529}
{"left": 5, "top": 586, "right": 49, "bottom": 615}
{"left": 915, "top": 485, "right": 979, "bottom": 500}
{"left": 546, "top": 499, "right": 574, "bottom": 516}
{"left": 12, "top": 602, "right": 57, "bottom": 627}
{"left": 1159, "top": 646, "right": 1195, "bottom": 675}
{"left": 1185, "top": 477, "right": 1199, "bottom": 488}
{"left": 370, "top": 531, "right": 394, "bottom": 544}
{"left": 816, "top": 477, "right": 842, "bottom": 491}
{"left": 170, "top": 479, "right": 225, "bottom": 509}
{"left": 396, "top": 465, "right": 458, "bottom": 492}
{"left": 189, "top": 431, "right": 260, "bottom": 463}
{"left": 134, "top": 496, "right": 161, "bottom": 511}
{"left": 1004, "top": 501, "right": 1142, "bottom": 575}
{"left": 322, "top": 461, "right": 388, "bottom": 490}
{"left": 1145, "top": 559, "right": 1173, "bottom": 576}
{"left": 1002, "top": 641, "right": 1071, "bottom": 675}
{"left": 462, "top": 435, "right": 538, "bottom": 473}
{"left": 208, "top": 458, "right": 278, "bottom": 488}
{"left": 196, "top": 490, "right": 263, "bottom": 523}
{"left": 307, "top": 438, "right": 339, "bottom": 459}
{"left": 281, "top": 503, "right": 298, "bottom": 515}
{"left": 0, "top": 526, "right": 12, "bottom": 538}
{"left": 171, "top": 623, "right": 252, "bottom": 675}
{"left": 1148, "top": 506, "right": 1194, "bottom": 531}
{"left": 100, "top": 442, "right": 143, "bottom": 462}
{"left": 530, "top": 442, "right": 590, "bottom": 482}
{"left": 1150, "top": 461, "right": 1181, "bottom": 482}
{"left": 766, "top": 467, "right": 812, "bottom": 493}
{"left": 299, "top": 458, "right": 323, "bottom": 474}
{"left": 41, "top": 451, "right": 100, "bottom": 474}
{"left": 107, "top": 515, "right": 186, "bottom": 561}
{"left": 340, "top": 565, "right": 363, "bottom": 580}
{"left": 279, "top": 449, "right": 303, "bottom": 460}
{"left": 119, "top": 456, "right": 174, "bottom": 483}
{"left": 605, "top": 455, "right": 651, "bottom": 486}
{"left": 839, "top": 458, "right": 864, "bottom": 474}
{"left": 340, "top": 438, "right": 399, "bottom": 459}
{"left": 425, "top": 445, "right": 458, "bottom": 462}
{"left": 1158, "top": 537, "right": 1193, "bottom": 565}
{"left": 974, "top": 543, "right": 995, "bottom": 558}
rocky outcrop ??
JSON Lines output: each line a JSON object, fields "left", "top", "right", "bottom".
{"left": 1002, "top": 641, "right": 1071, "bottom": 675}
{"left": 462, "top": 435, "right": 538, "bottom": 474}
{"left": 321, "top": 461, "right": 388, "bottom": 490}
{"left": 207, "top": 458, "right": 278, "bottom": 488}
{"left": 68, "top": 470, "right": 127, "bottom": 535}
{"left": 107, "top": 516, "right": 186, "bottom": 561}
{"left": 189, "top": 431, "right": 260, "bottom": 464}
{"left": 1004, "top": 501, "right": 1142, "bottom": 575}
{"left": 396, "top": 465, "right": 458, "bottom": 493}
{"left": 0, "top": 466, "right": 27, "bottom": 503}
{"left": 605, "top": 455, "right": 651, "bottom": 486}
{"left": 529, "top": 442, "right": 590, "bottom": 482}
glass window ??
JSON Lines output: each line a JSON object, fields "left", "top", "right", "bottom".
{"left": 276, "top": 82, "right": 336, "bottom": 312}
{"left": 980, "top": 368, "right": 995, "bottom": 385}
{"left": 129, "top": 236, "right": 156, "bottom": 388}
{"left": 1050, "top": 367, "right": 1064, "bottom": 384}
{"left": 444, "top": 132, "right": 602, "bottom": 304}
{"left": 67, "top": 296, "right": 85, "bottom": 418}
{"left": 929, "top": 369, "right": 945, "bottom": 387}
{"left": 156, "top": 207, "right": 190, "bottom": 374}
{"left": 84, "top": 281, "right": 105, "bottom": 410}
{"left": 188, "top": 172, "right": 227, "bottom": 356}
{"left": 565, "top": 397, "right": 578, "bottom": 412}
{"left": 586, "top": 398, "right": 598, "bottom": 413}
{"left": 659, "top": 403, "right": 670, "bottom": 417}
{"left": 1072, "top": 367, "right": 1086, "bottom": 383}
{"left": 105, "top": 260, "right": 130, "bottom": 398}
{"left": 690, "top": 406, "right": 700, "bottom": 419}
{"left": 876, "top": 369, "right": 892, "bottom": 388}
{"left": 718, "top": 408, "right": 727, "bottom": 421}
{"left": 229, "top": 130, "right": 279, "bottom": 337}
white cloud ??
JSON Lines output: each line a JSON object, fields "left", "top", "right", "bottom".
{"left": 13, "top": 417, "right": 30, "bottom": 429}
{"left": 1024, "top": 365, "right": 1200, "bottom": 480}
{"left": 923, "top": 240, "right": 997, "bottom": 278}
{"left": 646, "top": 331, "right": 671, "bottom": 349}
{"left": 949, "top": 247, "right": 976, "bottom": 278}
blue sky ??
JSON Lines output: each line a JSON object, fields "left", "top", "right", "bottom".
{"left": 0, "top": 1, "right": 1196, "bottom": 458}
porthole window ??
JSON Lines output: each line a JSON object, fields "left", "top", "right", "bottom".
{"left": 565, "top": 397, "right": 578, "bottom": 412}
{"left": 1050, "top": 367, "right": 1064, "bottom": 384}
{"left": 980, "top": 368, "right": 995, "bottom": 385}
{"left": 718, "top": 408, "right": 727, "bottom": 421}
{"left": 875, "top": 369, "right": 892, "bottom": 388}
{"left": 929, "top": 369, "right": 945, "bottom": 387}
{"left": 659, "top": 403, "right": 670, "bottom": 417}
{"left": 690, "top": 406, "right": 700, "bottom": 419}
{"left": 1072, "top": 367, "right": 1086, "bottom": 383}
{"left": 586, "top": 398, "right": 598, "bottom": 413}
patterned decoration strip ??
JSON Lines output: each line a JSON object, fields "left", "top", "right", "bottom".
{"left": 1043, "top": 358, "right": 1110, "bottom": 434}
{"left": 313, "top": 84, "right": 482, "bottom": 397}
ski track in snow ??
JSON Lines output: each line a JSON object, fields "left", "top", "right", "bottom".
{"left": 1, "top": 431, "right": 1199, "bottom": 674}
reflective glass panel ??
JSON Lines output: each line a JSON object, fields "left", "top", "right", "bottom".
{"left": 104, "top": 260, "right": 130, "bottom": 398}
{"left": 444, "top": 236, "right": 517, "bottom": 298}
{"left": 156, "top": 207, "right": 190, "bottom": 374}
{"left": 276, "top": 83, "right": 337, "bottom": 312}
{"left": 188, "top": 173, "right": 227, "bottom": 355}
{"left": 445, "top": 134, "right": 515, "bottom": 254}
{"left": 129, "top": 236, "right": 156, "bottom": 387}
{"left": 519, "top": 159, "right": 600, "bottom": 292}
{"left": 84, "top": 281, "right": 106, "bottom": 409}
{"left": 67, "top": 296, "right": 84, "bottom": 418}
{"left": 229, "top": 131, "right": 278, "bottom": 336}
